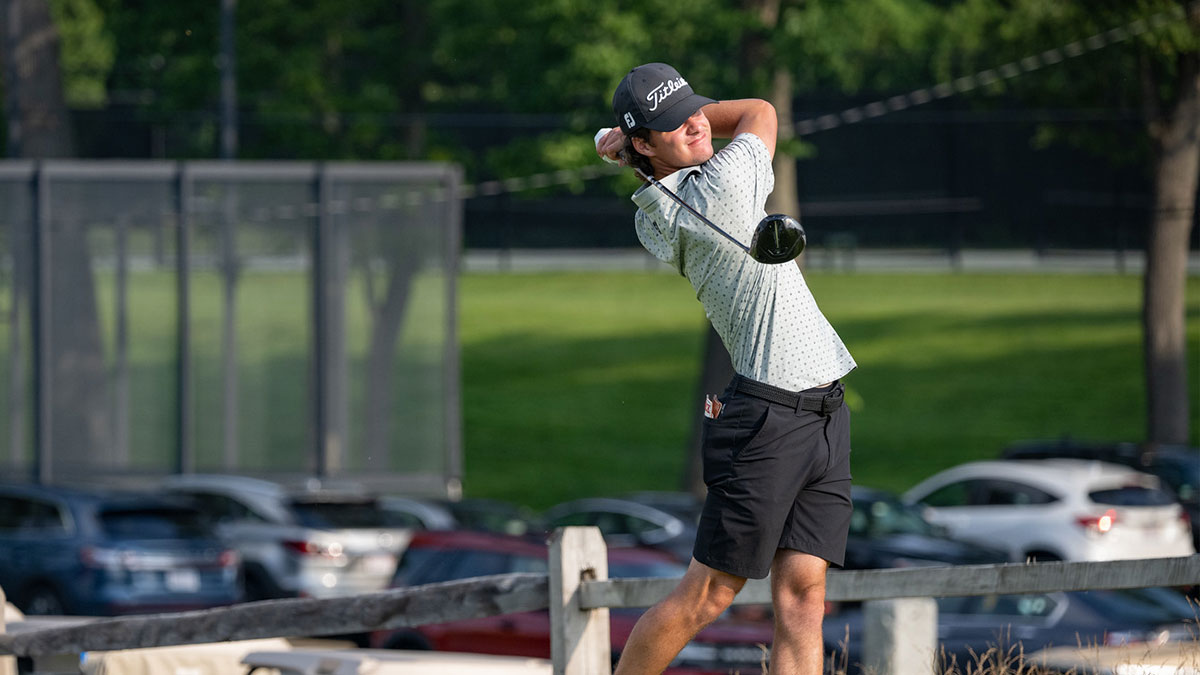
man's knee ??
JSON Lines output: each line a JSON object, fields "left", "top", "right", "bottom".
{"left": 670, "top": 560, "right": 745, "bottom": 627}
{"left": 771, "top": 552, "right": 829, "bottom": 622}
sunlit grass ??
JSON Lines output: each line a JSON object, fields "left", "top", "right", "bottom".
{"left": 460, "top": 271, "right": 1200, "bottom": 507}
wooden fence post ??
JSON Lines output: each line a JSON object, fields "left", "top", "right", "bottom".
{"left": 0, "top": 585, "right": 13, "bottom": 675}
{"left": 549, "top": 527, "right": 611, "bottom": 675}
{"left": 862, "top": 597, "right": 937, "bottom": 675}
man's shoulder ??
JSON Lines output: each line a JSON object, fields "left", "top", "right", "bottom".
{"left": 701, "top": 132, "right": 772, "bottom": 184}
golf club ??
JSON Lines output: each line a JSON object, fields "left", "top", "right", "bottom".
{"left": 628, "top": 163, "right": 806, "bottom": 265}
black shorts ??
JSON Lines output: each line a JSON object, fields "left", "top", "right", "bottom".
{"left": 693, "top": 376, "right": 852, "bottom": 579}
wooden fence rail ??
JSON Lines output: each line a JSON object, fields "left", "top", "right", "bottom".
{"left": 1, "top": 527, "right": 1198, "bottom": 675}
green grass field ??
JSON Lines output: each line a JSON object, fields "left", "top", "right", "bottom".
{"left": 2, "top": 267, "right": 1195, "bottom": 510}
{"left": 459, "top": 270, "right": 1200, "bottom": 509}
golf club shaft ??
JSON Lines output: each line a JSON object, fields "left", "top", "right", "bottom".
{"left": 631, "top": 166, "right": 750, "bottom": 254}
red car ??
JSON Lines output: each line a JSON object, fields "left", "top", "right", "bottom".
{"left": 370, "top": 530, "right": 774, "bottom": 674}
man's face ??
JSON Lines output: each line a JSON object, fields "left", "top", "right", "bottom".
{"left": 636, "top": 109, "right": 714, "bottom": 173}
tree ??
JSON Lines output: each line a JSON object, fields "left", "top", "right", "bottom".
{"left": 2, "top": 0, "right": 113, "bottom": 477}
{"left": 931, "top": 0, "right": 1197, "bottom": 444}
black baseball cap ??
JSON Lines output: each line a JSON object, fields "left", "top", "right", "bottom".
{"left": 612, "top": 63, "right": 716, "bottom": 135}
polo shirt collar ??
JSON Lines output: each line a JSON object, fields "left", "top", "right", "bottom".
{"left": 632, "top": 164, "right": 703, "bottom": 214}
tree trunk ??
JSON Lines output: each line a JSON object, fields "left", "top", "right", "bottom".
{"left": 4, "top": 0, "right": 111, "bottom": 477}
{"left": 2, "top": 0, "right": 75, "bottom": 157}
{"left": 363, "top": 247, "right": 419, "bottom": 468}
{"left": 767, "top": 67, "right": 799, "bottom": 218}
{"left": 1142, "top": 49, "right": 1199, "bottom": 445}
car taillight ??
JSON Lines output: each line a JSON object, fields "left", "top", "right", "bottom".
{"left": 282, "top": 540, "right": 344, "bottom": 558}
{"left": 1076, "top": 509, "right": 1117, "bottom": 534}
{"left": 80, "top": 546, "right": 116, "bottom": 569}
{"left": 218, "top": 549, "right": 240, "bottom": 568}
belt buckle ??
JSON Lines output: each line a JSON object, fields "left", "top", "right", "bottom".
{"left": 820, "top": 386, "right": 843, "bottom": 415}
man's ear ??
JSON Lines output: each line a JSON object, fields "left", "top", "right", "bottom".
{"left": 631, "top": 135, "right": 655, "bottom": 157}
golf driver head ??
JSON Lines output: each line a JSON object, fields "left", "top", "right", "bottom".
{"left": 750, "top": 213, "right": 806, "bottom": 264}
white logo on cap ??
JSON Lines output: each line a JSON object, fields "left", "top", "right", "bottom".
{"left": 646, "top": 77, "right": 688, "bottom": 112}
{"left": 624, "top": 112, "right": 636, "bottom": 128}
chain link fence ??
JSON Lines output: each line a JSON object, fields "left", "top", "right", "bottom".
{"left": 0, "top": 161, "right": 462, "bottom": 497}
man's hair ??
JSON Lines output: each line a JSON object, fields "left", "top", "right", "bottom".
{"left": 623, "top": 128, "right": 654, "bottom": 181}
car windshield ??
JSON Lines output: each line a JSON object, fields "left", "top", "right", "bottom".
{"left": 99, "top": 507, "right": 211, "bottom": 540}
{"left": 1151, "top": 455, "right": 1199, "bottom": 500}
{"left": 1075, "top": 587, "right": 1196, "bottom": 623}
{"left": 1088, "top": 486, "right": 1176, "bottom": 507}
{"left": 290, "top": 499, "right": 393, "bottom": 529}
{"left": 852, "top": 498, "right": 938, "bottom": 536}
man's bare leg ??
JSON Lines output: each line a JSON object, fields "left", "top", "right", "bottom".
{"left": 768, "top": 550, "right": 830, "bottom": 675}
{"left": 613, "top": 558, "right": 746, "bottom": 674}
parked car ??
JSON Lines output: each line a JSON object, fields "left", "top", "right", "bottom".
{"left": 376, "top": 495, "right": 458, "bottom": 531}
{"left": 542, "top": 497, "right": 698, "bottom": 563}
{"left": 0, "top": 482, "right": 242, "bottom": 616}
{"left": 844, "top": 487, "right": 1009, "bottom": 569}
{"left": 378, "top": 496, "right": 545, "bottom": 537}
{"left": 370, "top": 530, "right": 774, "bottom": 675}
{"left": 1001, "top": 439, "right": 1200, "bottom": 549}
{"left": 825, "top": 585, "right": 1198, "bottom": 673}
{"left": 160, "top": 474, "right": 412, "bottom": 600}
{"left": 440, "top": 498, "right": 546, "bottom": 537}
{"left": 901, "top": 459, "right": 1195, "bottom": 562}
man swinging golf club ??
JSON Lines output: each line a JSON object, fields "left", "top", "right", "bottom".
{"left": 595, "top": 63, "right": 857, "bottom": 674}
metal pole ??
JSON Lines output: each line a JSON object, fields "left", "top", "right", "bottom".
{"left": 444, "top": 168, "right": 463, "bottom": 499}
{"left": 312, "top": 165, "right": 329, "bottom": 478}
{"left": 218, "top": 0, "right": 237, "bottom": 160}
{"left": 30, "top": 163, "right": 50, "bottom": 483}
{"left": 175, "top": 164, "right": 193, "bottom": 473}
{"left": 113, "top": 214, "right": 129, "bottom": 464}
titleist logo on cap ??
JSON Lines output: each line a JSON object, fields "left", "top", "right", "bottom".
{"left": 613, "top": 63, "right": 714, "bottom": 133}
{"left": 647, "top": 77, "right": 688, "bottom": 112}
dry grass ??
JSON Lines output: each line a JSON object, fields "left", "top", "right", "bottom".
{"left": 813, "top": 624, "right": 1200, "bottom": 675}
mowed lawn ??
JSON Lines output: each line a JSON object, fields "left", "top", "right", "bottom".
{"left": 460, "top": 270, "right": 1200, "bottom": 509}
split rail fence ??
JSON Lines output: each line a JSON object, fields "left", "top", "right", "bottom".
{"left": 1, "top": 527, "right": 1198, "bottom": 675}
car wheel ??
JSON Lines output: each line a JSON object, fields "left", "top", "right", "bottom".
{"left": 1024, "top": 550, "right": 1062, "bottom": 563}
{"left": 20, "top": 585, "right": 67, "bottom": 616}
{"left": 383, "top": 631, "right": 432, "bottom": 650}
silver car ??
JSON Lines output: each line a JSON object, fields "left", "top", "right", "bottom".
{"left": 160, "top": 475, "right": 412, "bottom": 600}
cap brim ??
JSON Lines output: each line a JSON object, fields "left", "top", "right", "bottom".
{"left": 642, "top": 93, "right": 717, "bottom": 132}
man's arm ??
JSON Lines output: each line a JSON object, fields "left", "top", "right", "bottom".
{"left": 701, "top": 99, "right": 777, "bottom": 159}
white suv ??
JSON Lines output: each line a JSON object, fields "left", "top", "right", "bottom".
{"left": 902, "top": 459, "right": 1195, "bottom": 562}
{"left": 161, "top": 475, "right": 413, "bottom": 600}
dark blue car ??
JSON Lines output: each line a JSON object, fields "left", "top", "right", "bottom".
{"left": 825, "top": 585, "right": 1197, "bottom": 673}
{"left": 0, "top": 483, "right": 243, "bottom": 616}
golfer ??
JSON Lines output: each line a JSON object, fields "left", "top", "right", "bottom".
{"left": 595, "top": 63, "right": 857, "bottom": 674}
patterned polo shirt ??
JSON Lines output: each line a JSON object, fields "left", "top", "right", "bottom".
{"left": 632, "top": 133, "right": 856, "bottom": 391}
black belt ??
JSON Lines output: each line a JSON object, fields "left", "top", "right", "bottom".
{"left": 733, "top": 376, "right": 844, "bottom": 416}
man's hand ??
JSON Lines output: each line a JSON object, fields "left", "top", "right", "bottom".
{"left": 594, "top": 127, "right": 625, "bottom": 165}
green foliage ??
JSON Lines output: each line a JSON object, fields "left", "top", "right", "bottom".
{"left": 49, "top": 0, "right": 114, "bottom": 108}
{"left": 41, "top": 0, "right": 1197, "bottom": 181}
{"left": 781, "top": 0, "right": 944, "bottom": 92}
{"left": 930, "top": 0, "right": 1198, "bottom": 166}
